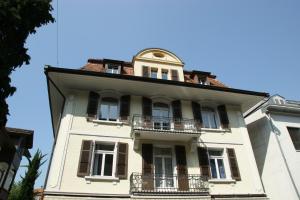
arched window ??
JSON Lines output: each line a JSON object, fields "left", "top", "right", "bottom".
{"left": 99, "top": 97, "right": 119, "bottom": 121}
{"left": 152, "top": 102, "right": 170, "bottom": 130}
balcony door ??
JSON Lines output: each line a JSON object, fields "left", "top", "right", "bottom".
{"left": 154, "top": 147, "right": 175, "bottom": 189}
{"left": 152, "top": 103, "right": 170, "bottom": 130}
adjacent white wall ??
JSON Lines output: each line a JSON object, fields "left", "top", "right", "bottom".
{"left": 246, "top": 97, "right": 300, "bottom": 200}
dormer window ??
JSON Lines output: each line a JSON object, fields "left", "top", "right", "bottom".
{"left": 106, "top": 63, "right": 120, "bottom": 74}
{"left": 162, "top": 70, "right": 168, "bottom": 80}
{"left": 151, "top": 68, "right": 158, "bottom": 79}
{"left": 198, "top": 76, "right": 208, "bottom": 85}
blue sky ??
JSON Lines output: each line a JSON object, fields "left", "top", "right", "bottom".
{"left": 7, "top": 0, "right": 300, "bottom": 188}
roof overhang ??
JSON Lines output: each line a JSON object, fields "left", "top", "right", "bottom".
{"left": 263, "top": 104, "right": 300, "bottom": 116}
{"left": 45, "top": 66, "right": 269, "bottom": 136}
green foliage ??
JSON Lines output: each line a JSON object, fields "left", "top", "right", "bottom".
{"left": 0, "top": 0, "right": 54, "bottom": 127}
{"left": 8, "top": 150, "right": 46, "bottom": 200}
{"left": 8, "top": 181, "right": 22, "bottom": 200}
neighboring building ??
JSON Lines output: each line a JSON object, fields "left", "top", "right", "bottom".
{"left": 34, "top": 188, "right": 44, "bottom": 200}
{"left": 0, "top": 127, "right": 33, "bottom": 200}
{"left": 44, "top": 48, "right": 269, "bottom": 200}
{"left": 245, "top": 95, "right": 300, "bottom": 200}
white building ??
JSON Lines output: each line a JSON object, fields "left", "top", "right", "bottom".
{"left": 245, "top": 95, "right": 300, "bottom": 200}
{"left": 44, "top": 48, "right": 269, "bottom": 200}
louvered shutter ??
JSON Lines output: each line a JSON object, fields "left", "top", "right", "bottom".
{"left": 227, "top": 148, "right": 241, "bottom": 181}
{"left": 86, "top": 91, "right": 100, "bottom": 119}
{"left": 142, "top": 144, "right": 154, "bottom": 190}
{"left": 171, "top": 70, "right": 179, "bottom": 81}
{"left": 142, "top": 66, "right": 149, "bottom": 77}
{"left": 197, "top": 147, "right": 211, "bottom": 179}
{"left": 172, "top": 100, "right": 183, "bottom": 130}
{"left": 120, "top": 95, "right": 131, "bottom": 121}
{"left": 142, "top": 97, "right": 152, "bottom": 129}
{"left": 192, "top": 101, "right": 203, "bottom": 130}
{"left": 116, "top": 143, "right": 128, "bottom": 179}
{"left": 217, "top": 105, "right": 229, "bottom": 129}
{"left": 175, "top": 145, "right": 189, "bottom": 191}
{"left": 77, "top": 140, "right": 93, "bottom": 177}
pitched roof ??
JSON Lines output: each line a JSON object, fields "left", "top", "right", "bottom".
{"left": 81, "top": 58, "right": 227, "bottom": 88}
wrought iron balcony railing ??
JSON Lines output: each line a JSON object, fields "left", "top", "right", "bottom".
{"left": 130, "top": 173, "right": 209, "bottom": 194}
{"left": 132, "top": 115, "right": 202, "bottom": 133}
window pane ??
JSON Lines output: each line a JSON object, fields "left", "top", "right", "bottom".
{"left": 103, "top": 154, "right": 113, "bottom": 176}
{"left": 100, "top": 104, "right": 109, "bottom": 120}
{"left": 217, "top": 159, "right": 226, "bottom": 179}
{"left": 109, "top": 104, "right": 118, "bottom": 121}
{"left": 203, "top": 113, "right": 210, "bottom": 128}
{"left": 154, "top": 157, "right": 163, "bottom": 187}
{"left": 162, "top": 71, "right": 168, "bottom": 80}
{"left": 164, "top": 157, "right": 173, "bottom": 175}
{"left": 151, "top": 70, "right": 157, "bottom": 78}
{"left": 93, "top": 154, "right": 103, "bottom": 175}
{"left": 210, "top": 159, "right": 217, "bottom": 178}
{"left": 202, "top": 109, "right": 217, "bottom": 129}
{"left": 209, "top": 150, "right": 223, "bottom": 156}
{"left": 95, "top": 144, "right": 114, "bottom": 151}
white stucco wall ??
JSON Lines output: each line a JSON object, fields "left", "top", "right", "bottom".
{"left": 246, "top": 108, "right": 300, "bottom": 200}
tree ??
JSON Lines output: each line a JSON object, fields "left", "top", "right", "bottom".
{"left": 0, "top": 0, "right": 54, "bottom": 127}
{"left": 8, "top": 150, "right": 46, "bottom": 200}
{"left": 8, "top": 181, "right": 21, "bottom": 200}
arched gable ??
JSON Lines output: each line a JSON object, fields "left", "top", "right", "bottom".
{"left": 133, "top": 48, "right": 184, "bottom": 66}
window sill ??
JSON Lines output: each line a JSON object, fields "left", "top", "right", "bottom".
{"left": 91, "top": 119, "right": 124, "bottom": 126}
{"left": 85, "top": 176, "right": 119, "bottom": 181}
{"left": 201, "top": 128, "right": 230, "bottom": 133}
{"left": 209, "top": 179, "right": 236, "bottom": 183}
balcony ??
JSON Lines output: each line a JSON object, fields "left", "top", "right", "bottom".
{"left": 130, "top": 173, "right": 209, "bottom": 195}
{"left": 132, "top": 115, "right": 202, "bottom": 133}
{"left": 131, "top": 115, "right": 201, "bottom": 145}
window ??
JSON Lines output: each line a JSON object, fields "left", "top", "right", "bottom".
{"left": 0, "top": 169, "right": 4, "bottom": 186}
{"left": 106, "top": 64, "right": 120, "bottom": 74}
{"left": 202, "top": 107, "right": 218, "bottom": 129}
{"left": 162, "top": 70, "right": 168, "bottom": 80}
{"left": 153, "top": 102, "right": 170, "bottom": 130}
{"left": 92, "top": 143, "right": 117, "bottom": 177}
{"left": 151, "top": 68, "right": 158, "bottom": 79}
{"left": 3, "top": 168, "right": 15, "bottom": 190}
{"left": 287, "top": 127, "right": 300, "bottom": 150}
{"left": 154, "top": 147, "right": 174, "bottom": 188}
{"left": 99, "top": 97, "right": 119, "bottom": 121}
{"left": 209, "top": 149, "right": 226, "bottom": 179}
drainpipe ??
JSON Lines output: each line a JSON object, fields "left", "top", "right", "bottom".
{"left": 266, "top": 112, "right": 300, "bottom": 199}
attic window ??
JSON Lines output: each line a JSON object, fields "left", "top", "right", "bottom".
{"left": 153, "top": 52, "right": 165, "bottom": 58}
{"left": 106, "top": 63, "right": 120, "bottom": 74}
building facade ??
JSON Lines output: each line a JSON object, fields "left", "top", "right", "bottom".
{"left": 44, "top": 48, "right": 269, "bottom": 200}
{"left": 245, "top": 95, "right": 300, "bottom": 200}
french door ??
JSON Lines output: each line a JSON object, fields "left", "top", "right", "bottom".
{"left": 152, "top": 103, "right": 170, "bottom": 130}
{"left": 154, "top": 147, "right": 175, "bottom": 189}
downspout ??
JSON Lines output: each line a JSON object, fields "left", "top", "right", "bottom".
{"left": 266, "top": 112, "right": 300, "bottom": 199}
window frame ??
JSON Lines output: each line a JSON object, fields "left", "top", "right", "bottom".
{"left": 201, "top": 107, "right": 220, "bottom": 129}
{"left": 105, "top": 63, "right": 121, "bottom": 74}
{"left": 208, "top": 149, "right": 227, "bottom": 180}
{"left": 161, "top": 69, "right": 169, "bottom": 80}
{"left": 90, "top": 141, "right": 118, "bottom": 178}
{"left": 287, "top": 127, "right": 300, "bottom": 151}
{"left": 98, "top": 97, "right": 120, "bottom": 122}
